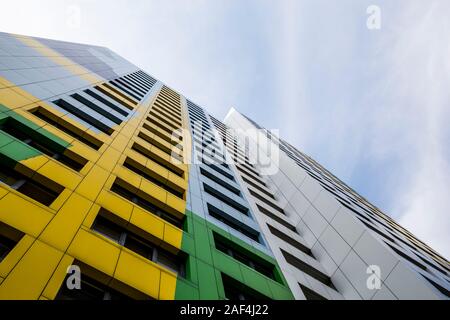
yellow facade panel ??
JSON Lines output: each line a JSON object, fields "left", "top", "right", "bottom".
{"left": 159, "top": 271, "right": 177, "bottom": 300}
{"left": 41, "top": 254, "right": 75, "bottom": 300}
{"left": 129, "top": 206, "right": 165, "bottom": 240}
{"left": 39, "top": 193, "right": 93, "bottom": 251}
{"left": 0, "top": 240, "right": 63, "bottom": 300}
{"left": 0, "top": 193, "right": 53, "bottom": 237}
{"left": 0, "top": 235, "right": 34, "bottom": 278}
{"left": 163, "top": 223, "right": 183, "bottom": 251}
{"left": 113, "top": 250, "right": 161, "bottom": 300}
{"left": 37, "top": 160, "right": 82, "bottom": 191}
{"left": 67, "top": 228, "right": 121, "bottom": 277}
{"left": 96, "top": 190, "right": 133, "bottom": 222}
{"left": 75, "top": 166, "right": 110, "bottom": 201}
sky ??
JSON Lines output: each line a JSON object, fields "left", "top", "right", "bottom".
{"left": 0, "top": 0, "right": 449, "bottom": 259}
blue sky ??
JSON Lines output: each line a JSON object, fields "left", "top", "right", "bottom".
{"left": 1, "top": 0, "right": 449, "bottom": 259}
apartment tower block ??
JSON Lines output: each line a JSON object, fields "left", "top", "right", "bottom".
{"left": 0, "top": 33, "right": 448, "bottom": 300}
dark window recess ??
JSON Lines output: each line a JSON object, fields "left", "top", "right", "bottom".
{"left": 83, "top": 89, "right": 129, "bottom": 117}
{"left": 207, "top": 204, "right": 261, "bottom": 244}
{"left": 415, "top": 254, "right": 449, "bottom": 276}
{"left": 202, "top": 161, "right": 235, "bottom": 181}
{"left": 55, "top": 261, "right": 151, "bottom": 300}
{"left": 214, "top": 232, "right": 278, "bottom": 281}
{"left": 124, "top": 75, "right": 150, "bottom": 93}
{"left": 385, "top": 243, "right": 428, "bottom": 272}
{"left": 256, "top": 205, "right": 296, "bottom": 232}
{"left": 0, "top": 159, "right": 64, "bottom": 206}
{"left": 152, "top": 106, "right": 181, "bottom": 126}
{"left": 70, "top": 93, "right": 122, "bottom": 125}
{"left": 281, "top": 249, "right": 336, "bottom": 290}
{"left": 110, "top": 180, "right": 184, "bottom": 229}
{"left": 0, "top": 222, "right": 24, "bottom": 263}
{"left": 299, "top": 283, "right": 327, "bottom": 300}
{"left": 237, "top": 167, "right": 267, "bottom": 187}
{"left": 131, "top": 143, "right": 184, "bottom": 178}
{"left": 200, "top": 168, "right": 240, "bottom": 196}
{"left": 421, "top": 276, "right": 450, "bottom": 298}
{"left": 53, "top": 99, "right": 114, "bottom": 135}
{"left": 241, "top": 176, "right": 275, "bottom": 200}
{"left": 29, "top": 107, "right": 103, "bottom": 150}
{"left": 248, "top": 189, "right": 284, "bottom": 215}
{"left": 0, "top": 117, "right": 87, "bottom": 172}
{"left": 147, "top": 117, "right": 175, "bottom": 136}
{"left": 56, "top": 273, "right": 132, "bottom": 300}
{"left": 358, "top": 219, "right": 397, "bottom": 244}
{"left": 102, "top": 83, "right": 138, "bottom": 105}
{"left": 91, "top": 211, "right": 186, "bottom": 277}
{"left": 110, "top": 80, "right": 142, "bottom": 101}
{"left": 123, "top": 157, "right": 184, "bottom": 199}
{"left": 142, "top": 123, "right": 181, "bottom": 147}
{"left": 267, "top": 224, "right": 314, "bottom": 258}
{"left": 237, "top": 163, "right": 260, "bottom": 178}
{"left": 203, "top": 183, "right": 248, "bottom": 216}
{"left": 222, "top": 274, "right": 271, "bottom": 300}
{"left": 115, "top": 78, "right": 145, "bottom": 97}
{"left": 94, "top": 86, "right": 134, "bottom": 111}
{"left": 137, "top": 131, "right": 183, "bottom": 161}
{"left": 149, "top": 112, "right": 179, "bottom": 130}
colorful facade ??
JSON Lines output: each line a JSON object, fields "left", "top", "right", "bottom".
{"left": 0, "top": 32, "right": 292, "bottom": 300}
{"left": 0, "top": 32, "right": 448, "bottom": 300}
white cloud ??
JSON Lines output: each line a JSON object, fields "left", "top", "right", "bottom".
{"left": 379, "top": 1, "right": 450, "bottom": 259}
{"left": 265, "top": 0, "right": 450, "bottom": 259}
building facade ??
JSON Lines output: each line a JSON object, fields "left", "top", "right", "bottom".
{"left": 0, "top": 32, "right": 448, "bottom": 300}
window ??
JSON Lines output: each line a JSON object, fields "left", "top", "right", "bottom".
{"left": 102, "top": 83, "right": 137, "bottom": 105}
{"left": 222, "top": 274, "right": 270, "bottom": 300}
{"left": 110, "top": 80, "right": 141, "bottom": 101}
{"left": 29, "top": 106, "right": 103, "bottom": 150}
{"left": 299, "top": 283, "right": 327, "bottom": 300}
{"left": 202, "top": 161, "right": 234, "bottom": 181}
{"left": 214, "top": 232, "right": 278, "bottom": 282}
{"left": 55, "top": 261, "right": 151, "bottom": 300}
{"left": 248, "top": 189, "right": 285, "bottom": 215}
{"left": 70, "top": 93, "right": 122, "bottom": 125}
{"left": 142, "top": 122, "right": 181, "bottom": 146}
{"left": 256, "top": 205, "right": 296, "bottom": 232}
{"left": 200, "top": 168, "right": 240, "bottom": 196}
{"left": 110, "top": 179, "right": 184, "bottom": 229}
{"left": 57, "top": 273, "right": 131, "bottom": 300}
{"left": 0, "top": 117, "right": 87, "bottom": 171}
{"left": 91, "top": 210, "right": 186, "bottom": 277}
{"left": 53, "top": 99, "right": 114, "bottom": 135}
{"left": 138, "top": 131, "right": 183, "bottom": 161}
{"left": 0, "top": 160, "right": 64, "bottom": 206}
{"left": 241, "top": 176, "right": 275, "bottom": 199}
{"left": 207, "top": 204, "right": 261, "bottom": 243}
{"left": 203, "top": 183, "right": 248, "bottom": 215}
{"left": 421, "top": 276, "right": 450, "bottom": 298}
{"left": 0, "top": 222, "right": 24, "bottom": 263}
{"left": 267, "top": 224, "right": 314, "bottom": 258}
{"left": 94, "top": 86, "right": 134, "bottom": 111}
{"left": 385, "top": 243, "right": 428, "bottom": 272}
{"left": 131, "top": 142, "right": 184, "bottom": 178}
{"left": 83, "top": 89, "right": 129, "bottom": 117}
{"left": 281, "top": 249, "right": 335, "bottom": 290}
{"left": 123, "top": 157, "right": 184, "bottom": 199}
